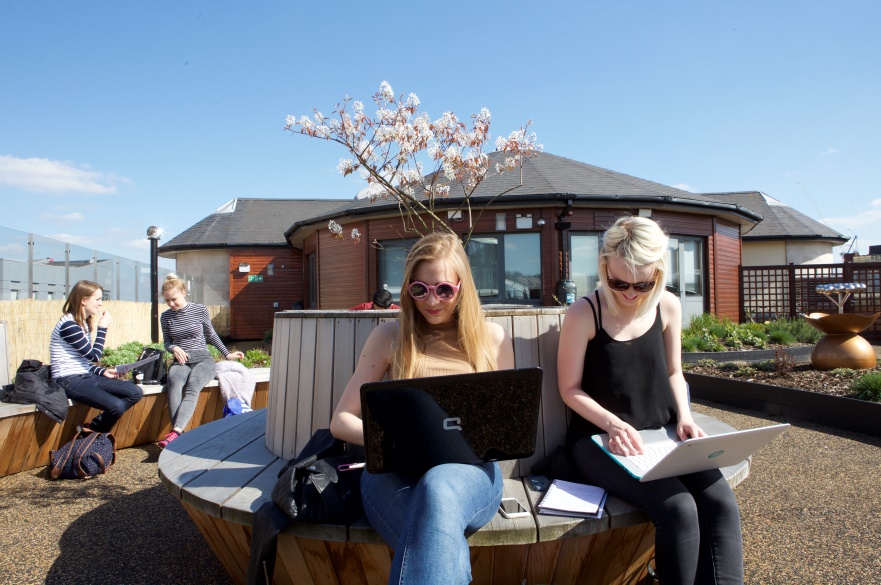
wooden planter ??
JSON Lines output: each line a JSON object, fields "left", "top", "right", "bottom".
{"left": 685, "top": 373, "right": 881, "bottom": 437}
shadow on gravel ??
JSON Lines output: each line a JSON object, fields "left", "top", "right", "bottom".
{"left": 44, "top": 484, "right": 231, "bottom": 585}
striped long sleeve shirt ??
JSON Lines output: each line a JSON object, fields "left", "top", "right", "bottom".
{"left": 49, "top": 314, "right": 109, "bottom": 378}
{"left": 160, "top": 303, "right": 229, "bottom": 357}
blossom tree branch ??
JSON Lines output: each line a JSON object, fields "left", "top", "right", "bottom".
{"left": 284, "top": 81, "right": 542, "bottom": 243}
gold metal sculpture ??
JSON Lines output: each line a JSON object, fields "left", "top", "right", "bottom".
{"left": 804, "top": 283, "right": 879, "bottom": 371}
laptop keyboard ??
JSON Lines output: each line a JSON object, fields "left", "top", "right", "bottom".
{"left": 626, "top": 441, "right": 677, "bottom": 472}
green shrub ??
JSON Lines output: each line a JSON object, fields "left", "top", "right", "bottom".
{"left": 242, "top": 348, "right": 271, "bottom": 368}
{"left": 851, "top": 372, "right": 881, "bottom": 402}
{"left": 768, "top": 330, "right": 797, "bottom": 345}
{"left": 100, "top": 341, "right": 145, "bottom": 368}
{"left": 263, "top": 329, "right": 273, "bottom": 344}
{"left": 718, "top": 361, "right": 749, "bottom": 372}
{"left": 754, "top": 360, "right": 776, "bottom": 372}
{"left": 208, "top": 345, "right": 222, "bottom": 360}
{"left": 767, "top": 317, "right": 823, "bottom": 344}
{"left": 697, "top": 359, "right": 717, "bottom": 367}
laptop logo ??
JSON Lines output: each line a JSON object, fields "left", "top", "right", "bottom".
{"left": 708, "top": 450, "right": 724, "bottom": 459}
{"left": 443, "top": 417, "right": 462, "bottom": 431}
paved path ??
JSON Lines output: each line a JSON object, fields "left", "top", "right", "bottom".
{"left": 1, "top": 401, "right": 879, "bottom": 584}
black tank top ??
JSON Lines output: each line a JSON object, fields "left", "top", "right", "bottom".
{"left": 567, "top": 291, "right": 676, "bottom": 446}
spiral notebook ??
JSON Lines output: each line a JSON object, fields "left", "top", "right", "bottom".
{"left": 537, "top": 479, "right": 608, "bottom": 519}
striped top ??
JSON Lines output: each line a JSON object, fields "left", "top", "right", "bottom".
{"left": 49, "top": 314, "right": 109, "bottom": 378}
{"left": 161, "top": 302, "right": 229, "bottom": 357}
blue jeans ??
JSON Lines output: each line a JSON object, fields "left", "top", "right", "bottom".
{"left": 58, "top": 373, "right": 143, "bottom": 433}
{"left": 361, "top": 462, "right": 503, "bottom": 585}
{"left": 571, "top": 438, "right": 744, "bottom": 585}
{"left": 166, "top": 349, "right": 215, "bottom": 432}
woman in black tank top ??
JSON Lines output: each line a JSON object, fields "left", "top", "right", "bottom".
{"left": 558, "top": 217, "right": 744, "bottom": 584}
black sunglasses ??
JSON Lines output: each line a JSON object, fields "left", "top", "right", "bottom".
{"left": 605, "top": 272, "right": 657, "bottom": 293}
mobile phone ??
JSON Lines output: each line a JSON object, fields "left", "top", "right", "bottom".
{"left": 527, "top": 474, "right": 550, "bottom": 492}
{"left": 498, "top": 497, "right": 530, "bottom": 519}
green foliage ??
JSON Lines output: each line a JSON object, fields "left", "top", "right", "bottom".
{"left": 768, "top": 330, "right": 797, "bottom": 345}
{"left": 242, "top": 348, "right": 271, "bottom": 368}
{"left": 697, "top": 359, "right": 717, "bottom": 367}
{"left": 207, "top": 345, "right": 222, "bottom": 360}
{"left": 754, "top": 360, "right": 777, "bottom": 372}
{"left": 851, "top": 372, "right": 881, "bottom": 402}
{"left": 99, "top": 341, "right": 145, "bottom": 368}
{"left": 263, "top": 329, "right": 273, "bottom": 344}
{"left": 681, "top": 313, "right": 822, "bottom": 352}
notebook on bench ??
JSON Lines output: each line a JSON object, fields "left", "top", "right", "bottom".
{"left": 360, "top": 367, "right": 543, "bottom": 474}
{"left": 592, "top": 422, "right": 789, "bottom": 482}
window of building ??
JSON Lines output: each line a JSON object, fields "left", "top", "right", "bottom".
{"left": 378, "top": 239, "right": 417, "bottom": 303}
{"left": 307, "top": 252, "right": 317, "bottom": 309}
{"left": 569, "top": 232, "right": 603, "bottom": 299}
{"left": 466, "top": 233, "right": 541, "bottom": 303}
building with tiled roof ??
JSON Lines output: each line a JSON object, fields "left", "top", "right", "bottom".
{"left": 702, "top": 191, "right": 847, "bottom": 265}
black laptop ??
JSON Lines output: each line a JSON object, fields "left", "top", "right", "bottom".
{"left": 360, "top": 367, "right": 543, "bottom": 474}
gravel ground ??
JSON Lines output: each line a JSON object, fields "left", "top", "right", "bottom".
{"left": 1, "top": 403, "right": 880, "bottom": 584}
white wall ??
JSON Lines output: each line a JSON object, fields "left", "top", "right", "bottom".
{"left": 742, "top": 241, "right": 786, "bottom": 266}
{"left": 173, "top": 250, "right": 231, "bottom": 305}
{"left": 785, "top": 241, "right": 835, "bottom": 265}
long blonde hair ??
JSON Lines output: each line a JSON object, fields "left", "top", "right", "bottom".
{"left": 392, "top": 232, "right": 497, "bottom": 379}
{"left": 598, "top": 216, "right": 669, "bottom": 318}
{"left": 62, "top": 280, "right": 103, "bottom": 331}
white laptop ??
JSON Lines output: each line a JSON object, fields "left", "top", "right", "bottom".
{"left": 591, "top": 423, "right": 789, "bottom": 482}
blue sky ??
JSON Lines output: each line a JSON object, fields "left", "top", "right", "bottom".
{"left": 1, "top": 1, "right": 879, "bottom": 267}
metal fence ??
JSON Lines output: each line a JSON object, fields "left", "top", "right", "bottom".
{"left": 740, "top": 262, "right": 881, "bottom": 343}
{"left": 0, "top": 225, "right": 202, "bottom": 303}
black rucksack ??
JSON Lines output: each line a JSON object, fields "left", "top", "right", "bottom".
{"left": 132, "top": 348, "right": 167, "bottom": 384}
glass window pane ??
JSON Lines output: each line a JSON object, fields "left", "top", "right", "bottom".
{"left": 570, "top": 234, "right": 601, "bottom": 298}
{"left": 466, "top": 236, "right": 500, "bottom": 300}
{"left": 378, "top": 239, "right": 416, "bottom": 303}
{"left": 683, "top": 239, "right": 703, "bottom": 296}
{"left": 666, "top": 238, "right": 681, "bottom": 293}
{"left": 68, "top": 243, "right": 97, "bottom": 290}
{"left": 0, "top": 229, "right": 28, "bottom": 299}
{"left": 504, "top": 233, "right": 541, "bottom": 300}
{"left": 31, "top": 234, "right": 68, "bottom": 300}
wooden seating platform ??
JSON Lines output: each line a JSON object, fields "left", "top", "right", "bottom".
{"left": 159, "top": 408, "right": 748, "bottom": 585}
{"left": 0, "top": 368, "right": 270, "bottom": 478}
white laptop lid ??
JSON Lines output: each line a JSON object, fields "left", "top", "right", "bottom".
{"left": 592, "top": 423, "right": 789, "bottom": 482}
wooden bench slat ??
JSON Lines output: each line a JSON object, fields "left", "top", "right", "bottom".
{"left": 182, "top": 434, "right": 280, "bottom": 518}
{"left": 222, "top": 457, "right": 286, "bottom": 525}
{"left": 158, "top": 410, "right": 267, "bottom": 498}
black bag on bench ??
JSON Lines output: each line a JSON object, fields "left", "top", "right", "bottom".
{"left": 247, "top": 428, "right": 364, "bottom": 585}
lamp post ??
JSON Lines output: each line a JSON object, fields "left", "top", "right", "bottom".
{"left": 147, "top": 226, "right": 161, "bottom": 343}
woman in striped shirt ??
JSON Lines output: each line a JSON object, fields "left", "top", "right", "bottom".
{"left": 158, "top": 274, "right": 243, "bottom": 447}
{"left": 50, "top": 280, "right": 143, "bottom": 432}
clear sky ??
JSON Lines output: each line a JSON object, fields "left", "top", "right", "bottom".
{"left": 2, "top": 1, "right": 879, "bottom": 267}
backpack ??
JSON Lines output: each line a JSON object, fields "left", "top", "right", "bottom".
{"left": 133, "top": 347, "right": 167, "bottom": 384}
{"left": 50, "top": 428, "right": 116, "bottom": 479}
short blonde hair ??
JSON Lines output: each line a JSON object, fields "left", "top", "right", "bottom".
{"left": 161, "top": 273, "right": 187, "bottom": 296}
{"left": 393, "top": 232, "right": 496, "bottom": 379}
{"left": 598, "top": 216, "right": 669, "bottom": 318}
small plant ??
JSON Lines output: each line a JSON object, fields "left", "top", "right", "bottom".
{"left": 767, "top": 330, "right": 797, "bottom": 346}
{"left": 754, "top": 360, "right": 777, "bottom": 372}
{"left": 734, "top": 365, "right": 755, "bottom": 378}
{"left": 851, "top": 372, "right": 881, "bottom": 402}
{"left": 830, "top": 368, "right": 854, "bottom": 377}
{"left": 263, "top": 329, "right": 273, "bottom": 344}
{"left": 718, "top": 361, "right": 749, "bottom": 372}
{"left": 242, "top": 348, "right": 271, "bottom": 369}
{"left": 696, "top": 359, "right": 717, "bottom": 367}
{"left": 773, "top": 347, "right": 795, "bottom": 374}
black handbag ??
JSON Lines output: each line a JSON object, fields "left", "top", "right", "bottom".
{"left": 3, "top": 359, "right": 69, "bottom": 423}
{"left": 271, "top": 428, "right": 364, "bottom": 523}
{"left": 247, "top": 429, "right": 363, "bottom": 585}
{"left": 133, "top": 348, "right": 166, "bottom": 384}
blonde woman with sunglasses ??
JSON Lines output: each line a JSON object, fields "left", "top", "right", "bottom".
{"left": 557, "top": 216, "right": 743, "bottom": 584}
{"left": 330, "top": 232, "right": 514, "bottom": 585}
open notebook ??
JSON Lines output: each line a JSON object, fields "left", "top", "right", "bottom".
{"left": 592, "top": 423, "right": 789, "bottom": 482}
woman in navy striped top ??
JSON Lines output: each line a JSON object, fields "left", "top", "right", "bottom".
{"left": 158, "top": 274, "right": 243, "bottom": 447}
{"left": 49, "top": 280, "right": 143, "bottom": 432}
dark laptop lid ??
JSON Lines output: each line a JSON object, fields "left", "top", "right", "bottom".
{"left": 360, "top": 367, "right": 543, "bottom": 475}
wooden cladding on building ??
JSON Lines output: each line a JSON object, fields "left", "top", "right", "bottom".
{"left": 712, "top": 219, "right": 742, "bottom": 320}
{"left": 229, "top": 248, "right": 303, "bottom": 339}
{"left": 317, "top": 220, "right": 369, "bottom": 309}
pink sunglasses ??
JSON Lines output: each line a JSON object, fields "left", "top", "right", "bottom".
{"left": 408, "top": 281, "right": 461, "bottom": 301}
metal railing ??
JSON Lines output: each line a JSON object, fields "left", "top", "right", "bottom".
{"left": 0, "top": 226, "right": 202, "bottom": 303}
{"left": 740, "top": 262, "right": 881, "bottom": 342}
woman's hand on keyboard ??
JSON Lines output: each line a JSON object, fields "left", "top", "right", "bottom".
{"left": 608, "top": 422, "right": 644, "bottom": 456}
{"left": 676, "top": 418, "right": 706, "bottom": 442}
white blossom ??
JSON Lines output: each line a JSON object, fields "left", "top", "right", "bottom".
{"left": 328, "top": 220, "right": 343, "bottom": 238}
{"left": 379, "top": 81, "right": 394, "bottom": 101}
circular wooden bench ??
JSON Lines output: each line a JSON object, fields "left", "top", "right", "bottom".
{"left": 158, "top": 407, "right": 748, "bottom": 585}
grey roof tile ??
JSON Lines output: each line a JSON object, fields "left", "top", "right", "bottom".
{"left": 702, "top": 191, "right": 847, "bottom": 242}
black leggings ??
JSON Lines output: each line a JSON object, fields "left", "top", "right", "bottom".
{"left": 570, "top": 438, "right": 744, "bottom": 585}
